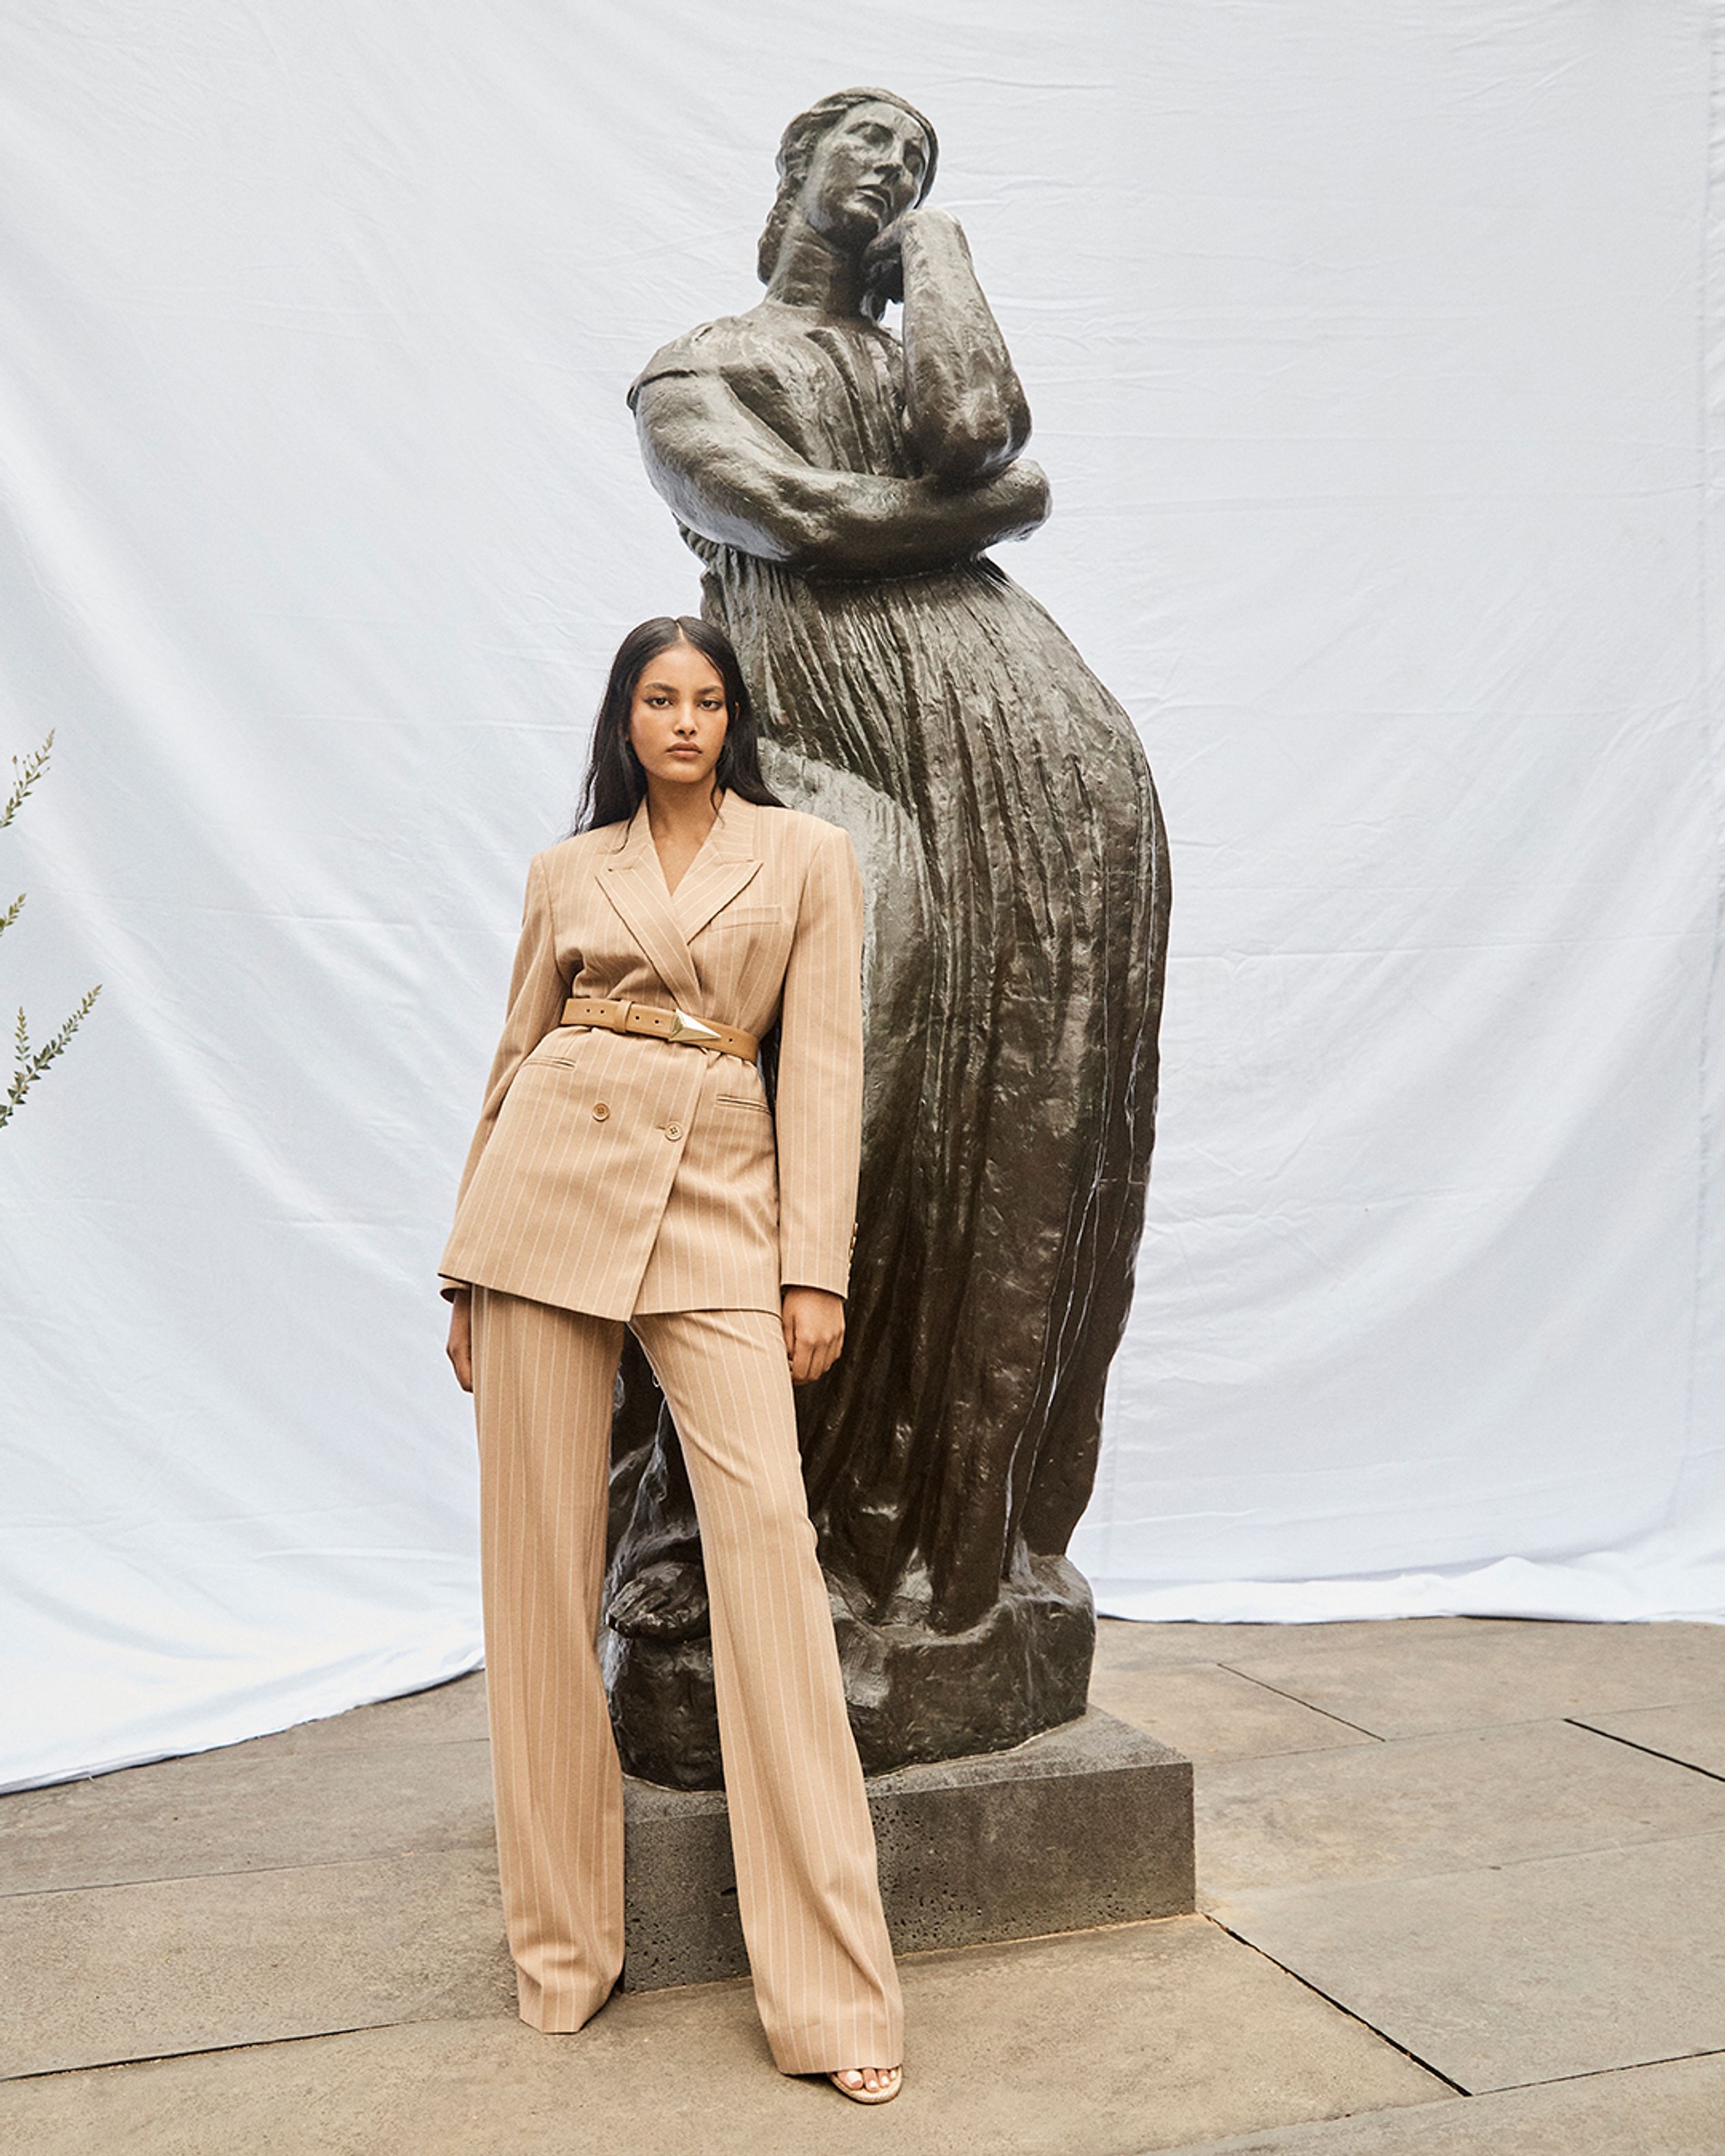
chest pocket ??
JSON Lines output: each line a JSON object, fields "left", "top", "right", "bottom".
{"left": 700, "top": 904, "right": 786, "bottom": 935}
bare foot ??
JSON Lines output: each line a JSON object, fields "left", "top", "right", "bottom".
{"left": 830, "top": 2065, "right": 902, "bottom": 2104}
{"left": 605, "top": 1559, "right": 710, "bottom": 1641}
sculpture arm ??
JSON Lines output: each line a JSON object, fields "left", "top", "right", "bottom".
{"left": 896, "top": 209, "right": 1032, "bottom": 488}
{"left": 634, "top": 370, "right": 1048, "bottom": 575}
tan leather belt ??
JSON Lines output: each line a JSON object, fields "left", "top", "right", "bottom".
{"left": 560, "top": 996, "right": 759, "bottom": 1064}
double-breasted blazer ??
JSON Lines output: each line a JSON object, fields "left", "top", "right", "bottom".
{"left": 440, "top": 790, "right": 865, "bottom": 1321}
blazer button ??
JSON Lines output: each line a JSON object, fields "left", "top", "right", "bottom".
{"left": 592, "top": 1102, "right": 610, "bottom": 1122}
{"left": 664, "top": 1122, "right": 682, "bottom": 1140}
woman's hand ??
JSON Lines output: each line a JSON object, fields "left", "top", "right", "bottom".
{"left": 782, "top": 1285, "right": 845, "bottom": 1385}
{"left": 446, "top": 1287, "right": 474, "bottom": 1393}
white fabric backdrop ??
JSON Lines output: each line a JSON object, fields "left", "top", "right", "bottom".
{"left": 3, "top": 2, "right": 1721, "bottom": 1789}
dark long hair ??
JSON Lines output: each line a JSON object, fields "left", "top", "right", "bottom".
{"left": 573, "top": 615, "right": 785, "bottom": 833}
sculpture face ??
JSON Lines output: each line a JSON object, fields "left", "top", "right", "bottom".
{"left": 797, "top": 99, "right": 929, "bottom": 255}
{"left": 627, "top": 640, "right": 729, "bottom": 795}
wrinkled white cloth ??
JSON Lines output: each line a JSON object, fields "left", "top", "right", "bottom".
{"left": 1, "top": 1, "right": 1721, "bottom": 1790}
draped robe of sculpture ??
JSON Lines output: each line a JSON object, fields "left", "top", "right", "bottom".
{"left": 601, "top": 100, "right": 1170, "bottom": 1786}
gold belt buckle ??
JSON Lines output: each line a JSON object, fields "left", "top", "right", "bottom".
{"left": 666, "top": 1005, "right": 720, "bottom": 1045}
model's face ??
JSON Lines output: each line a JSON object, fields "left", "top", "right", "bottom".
{"left": 798, "top": 101, "right": 929, "bottom": 255}
{"left": 628, "top": 640, "right": 729, "bottom": 795}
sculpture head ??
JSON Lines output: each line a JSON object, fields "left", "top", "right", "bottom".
{"left": 758, "top": 87, "right": 938, "bottom": 312}
{"left": 575, "top": 617, "right": 783, "bottom": 831}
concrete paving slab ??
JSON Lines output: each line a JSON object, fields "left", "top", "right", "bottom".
{"left": 1198, "top": 1720, "right": 1725, "bottom": 1895}
{"left": 1216, "top": 1620, "right": 1725, "bottom": 1741}
{"left": 1093, "top": 1619, "right": 1483, "bottom": 1676}
{"left": 1144, "top": 2052, "right": 1725, "bottom": 2154}
{"left": 0, "top": 1917, "right": 1446, "bottom": 2156}
{"left": 1214, "top": 1831, "right": 1725, "bottom": 2092}
{"left": 0, "top": 1739, "right": 495, "bottom": 1895}
{"left": 1573, "top": 1698, "right": 1725, "bottom": 1781}
{"left": 0, "top": 1848, "right": 515, "bottom": 2079}
{"left": 1091, "top": 1661, "right": 1378, "bottom": 1765}
{"left": 227, "top": 1671, "right": 489, "bottom": 1759}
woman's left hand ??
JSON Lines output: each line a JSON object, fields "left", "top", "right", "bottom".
{"left": 782, "top": 1286, "right": 845, "bottom": 1385}
{"left": 446, "top": 1287, "right": 475, "bottom": 1394}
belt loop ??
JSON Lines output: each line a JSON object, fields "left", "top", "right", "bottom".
{"left": 615, "top": 998, "right": 633, "bottom": 1030}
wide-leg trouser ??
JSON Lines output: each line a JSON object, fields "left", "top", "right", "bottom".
{"left": 469, "top": 1287, "right": 903, "bottom": 2074}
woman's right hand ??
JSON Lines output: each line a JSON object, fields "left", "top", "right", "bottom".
{"left": 446, "top": 1287, "right": 474, "bottom": 1393}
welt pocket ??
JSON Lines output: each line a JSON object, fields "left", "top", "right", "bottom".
{"left": 702, "top": 905, "right": 785, "bottom": 932}
{"left": 716, "top": 1094, "right": 771, "bottom": 1113}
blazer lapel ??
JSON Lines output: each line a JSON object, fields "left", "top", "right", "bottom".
{"left": 599, "top": 801, "right": 704, "bottom": 1011}
{"left": 674, "top": 793, "right": 765, "bottom": 944}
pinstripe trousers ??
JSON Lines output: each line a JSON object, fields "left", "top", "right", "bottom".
{"left": 470, "top": 1285, "right": 904, "bottom": 2074}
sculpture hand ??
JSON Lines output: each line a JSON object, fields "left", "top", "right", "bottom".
{"left": 865, "top": 206, "right": 959, "bottom": 310}
{"left": 860, "top": 220, "right": 906, "bottom": 306}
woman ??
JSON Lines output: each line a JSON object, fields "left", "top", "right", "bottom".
{"left": 440, "top": 615, "right": 903, "bottom": 2104}
{"left": 620, "top": 92, "right": 1170, "bottom": 1703}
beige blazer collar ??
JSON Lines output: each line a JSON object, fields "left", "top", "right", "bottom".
{"left": 601, "top": 790, "right": 765, "bottom": 1011}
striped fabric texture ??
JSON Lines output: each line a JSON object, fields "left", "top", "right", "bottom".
{"left": 440, "top": 792, "right": 865, "bottom": 1316}
{"left": 471, "top": 1287, "right": 903, "bottom": 2073}
{"left": 448, "top": 789, "right": 898, "bottom": 2070}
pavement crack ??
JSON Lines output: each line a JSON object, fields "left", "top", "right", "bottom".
{"left": 1564, "top": 1718, "right": 1725, "bottom": 1786}
{"left": 1209, "top": 1669, "right": 1388, "bottom": 1741}
{"left": 1199, "top": 1912, "right": 1471, "bottom": 2095}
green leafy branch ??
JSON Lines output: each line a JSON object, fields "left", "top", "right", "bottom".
{"left": 6, "top": 992, "right": 101, "bottom": 1127}
{"left": 1, "top": 731, "right": 101, "bottom": 1131}
{"left": 1, "top": 731, "right": 53, "bottom": 828}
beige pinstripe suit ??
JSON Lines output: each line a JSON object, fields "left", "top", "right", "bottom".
{"left": 440, "top": 790, "right": 902, "bottom": 2073}
{"left": 442, "top": 789, "right": 862, "bottom": 1314}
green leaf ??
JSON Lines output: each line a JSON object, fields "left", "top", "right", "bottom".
{"left": 1, "top": 983, "right": 100, "bottom": 1131}
{"left": 0, "top": 732, "right": 53, "bottom": 831}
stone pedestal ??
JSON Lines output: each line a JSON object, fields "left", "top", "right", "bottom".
{"left": 620, "top": 1708, "right": 1194, "bottom": 1992}
{"left": 604, "top": 1554, "right": 1098, "bottom": 1788}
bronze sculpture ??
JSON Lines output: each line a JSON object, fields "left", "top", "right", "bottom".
{"left": 602, "top": 89, "right": 1170, "bottom": 1784}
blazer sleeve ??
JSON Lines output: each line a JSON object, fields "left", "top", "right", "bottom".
{"left": 439, "top": 853, "right": 567, "bottom": 1296}
{"left": 774, "top": 820, "right": 865, "bottom": 1298}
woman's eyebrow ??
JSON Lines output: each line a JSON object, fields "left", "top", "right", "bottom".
{"left": 638, "top": 676, "right": 724, "bottom": 698}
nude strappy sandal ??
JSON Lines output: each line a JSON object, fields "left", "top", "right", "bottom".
{"left": 830, "top": 2066, "right": 903, "bottom": 2105}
